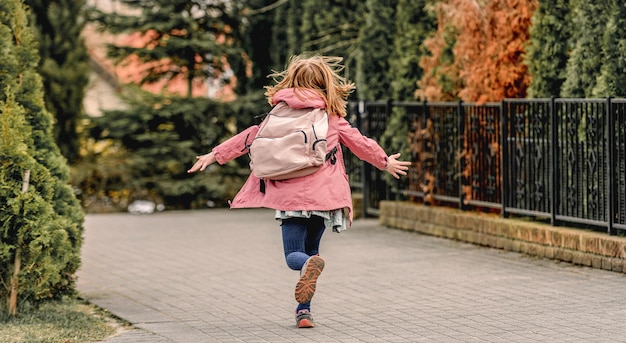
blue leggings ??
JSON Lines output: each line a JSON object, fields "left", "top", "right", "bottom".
{"left": 281, "top": 216, "right": 326, "bottom": 271}
{"left": 281, "top": 216, "right": 326, "bottom": 311}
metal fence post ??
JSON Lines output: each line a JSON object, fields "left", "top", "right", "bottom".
{"left": 607, "top": 97, "right": 616, "bottom": 235}
{"left": 501, "top": 99, "right": 509, "bottom": 218}
{"left": 550, "top": 97, "right": 558, "bottom": 226}
{"left": 458, "top": 100, "right": 467, "bottom": 210}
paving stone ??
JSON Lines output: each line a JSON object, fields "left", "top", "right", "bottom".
{"left": 79, "top": 208, "right": 626, "bottom": 343}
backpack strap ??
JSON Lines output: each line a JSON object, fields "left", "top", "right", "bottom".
{"left": 326, "top": 146, "right": 338, "bottom": 165}
{"left": 242, "top": 132, "right": 251, "bottom": 152}
{"left": 243, "top": 112, "right": 269, "bottom": 152}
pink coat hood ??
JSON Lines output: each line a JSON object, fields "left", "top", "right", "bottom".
{"left": 211, "top": 88, "right": 388, "bottom": 224}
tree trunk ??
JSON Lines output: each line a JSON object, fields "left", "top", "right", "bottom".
{"left": 8, "top": 249, "right": 21, "bottom": 316}
{"left": 8, "top": 169, "right": 30, "bottom": 316}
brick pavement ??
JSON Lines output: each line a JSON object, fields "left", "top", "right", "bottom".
{"left": 78, "top": 208, "right": 626, "bottom": 343}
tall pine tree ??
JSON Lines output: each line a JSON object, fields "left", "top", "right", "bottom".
{"left": 82, "top": 0, "right": 261, "bottom": 209}
{"left": 0, "top": 0, "right": 83, "bottom": 314}
{"left": 389, "top": 0, "right": 436, "bottom": 102}
{"left": 269, "top": 0, "right": 302, "bottom": 71}
{"left": 26, "top": 0, "right": 90, "bottom": 163}
{"left": 561, "top": 1, "right": 607, "bottom": 97}
{"left": 417, "top": 0, "right": 536, "bottom": 102}
{"left": 299, "top": 0, "right": 365, "bottom": 86}
{"left": 355, "top": 0, "right": 397, "bottom": 100}
{"left": 592, "top": 0, "right": 626, "bottom": 97}
{"left": 525, "top": 0, "right": 571, "bottom": 98}
{"left": 88, "top": 0, "right": 243, "bottom": 98}
{"left": 238, "top": 0, "right": 277, "bottom": 94}
{"left": 458, "top": 0, "right": 537, "bottom": 102}
{"left": 381, "top": 0, "right": 436, "bottom": 161}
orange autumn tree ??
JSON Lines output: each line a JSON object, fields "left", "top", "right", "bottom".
{"left": 417, "top": 0, "right": 537, "bottom": 103}
{"left": 459, "top": 0, "right": 536, "bottom": 206}
{"left": 415, "top": 0, "right": 487, "bottom": 205}
{"left": 461, "top": 0, "right": 537, "bottom": 103}
{"left": 414, "top": 0, "right": 537, "bottom": 207}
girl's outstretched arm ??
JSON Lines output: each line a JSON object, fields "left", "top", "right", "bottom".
{"left": 188, "top": 152, "right": 216, "bottom": 173}
{"left": 337, "top": 117, "right": 410, "bottom": 178}
{"left": 187, "top": 125, "right": 260, "bottom": 174}
{"left": 385, "top": 153, "right": 411, "bottom": 179}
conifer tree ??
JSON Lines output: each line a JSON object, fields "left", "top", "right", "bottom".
{"left": 83, "top": 0, "right": 261, "bottom": 208}
{"left": 592, "top": 0, "right": 626, "bottom": 97}
{"left": 458, "top": 0, "right": 537, "bottom": 102}
{"left": 525, "top": 0, "right": 571, "bottom": 98}
{"left": 417, "top": 0, "right": 536, "bottom": 103}
{"left": 270, "top": 0, "right": 302, "bottom": 71}
{"left": 88, "top": 0, "right": 243, "bottom": 98}
{"left": 238, "top": 0, "right": 276, "bottom": 93}
{"left": 0, "top": 0, "right": 82, "bottom": 314}
{"left": 299, "top": 0, "right": 365, "bottom": 85}
{"left": 26, "top": 0, "right": 90, "bottom": 163}
{"left": 381, "top": 0, "right": 436, "bottom": 157}
{"left": 389, "top": 0, "right": 436, "bottom": 102}
{"left": 561, "top": 1, "right": 608, "bottom": 98}
{"left": 355, "top": 0, "right": 397, "bottom": 100}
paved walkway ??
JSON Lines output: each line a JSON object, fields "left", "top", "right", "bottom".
{"left": 78, "top": 208, "right": 626, "bottom": 343}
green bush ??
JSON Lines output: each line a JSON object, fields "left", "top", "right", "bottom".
{"left": 0, "top": 0, "right": 84, "bottom": 315}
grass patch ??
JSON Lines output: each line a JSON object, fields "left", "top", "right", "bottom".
{"left": 0, "top": 297, "right": 125, "bottom": 343}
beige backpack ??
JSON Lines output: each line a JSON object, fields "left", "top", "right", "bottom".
{"left": 248, "top": 102, "right": 336, "bottom": 181}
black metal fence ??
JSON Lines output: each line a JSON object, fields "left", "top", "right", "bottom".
{"left": 345, "top": 98, "right": 626, "bottom": 236}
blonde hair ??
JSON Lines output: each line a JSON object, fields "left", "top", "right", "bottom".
{"left": 264, "top": 54, "right": 356, "bottom": 117}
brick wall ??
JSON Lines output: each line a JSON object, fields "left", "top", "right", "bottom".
{"left": 379, "top": 201, "right": 626, "bottom": 274}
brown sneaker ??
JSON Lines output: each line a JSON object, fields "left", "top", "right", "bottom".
{"left": 295, "top": 255, "right": 324, "bottom": 304}
{"left": 295, "top": 309, "right": 315, "bottom": 328}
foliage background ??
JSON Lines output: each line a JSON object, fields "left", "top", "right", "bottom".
{"left": 3, "top": 0, "right": 626, "bottom": 314}
{"left": 72, "top": 0, "right": 626, "bottom": 212}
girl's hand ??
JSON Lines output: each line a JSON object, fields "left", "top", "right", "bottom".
{"left": 385, "top": 153, "right": 411, "bottom": 179}
{"left": 187, "top": 152, "right": 216, "bottom": 173}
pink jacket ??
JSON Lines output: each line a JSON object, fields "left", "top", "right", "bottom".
{"left": 212, "top": 88, "right": 389, "bottom": 223}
